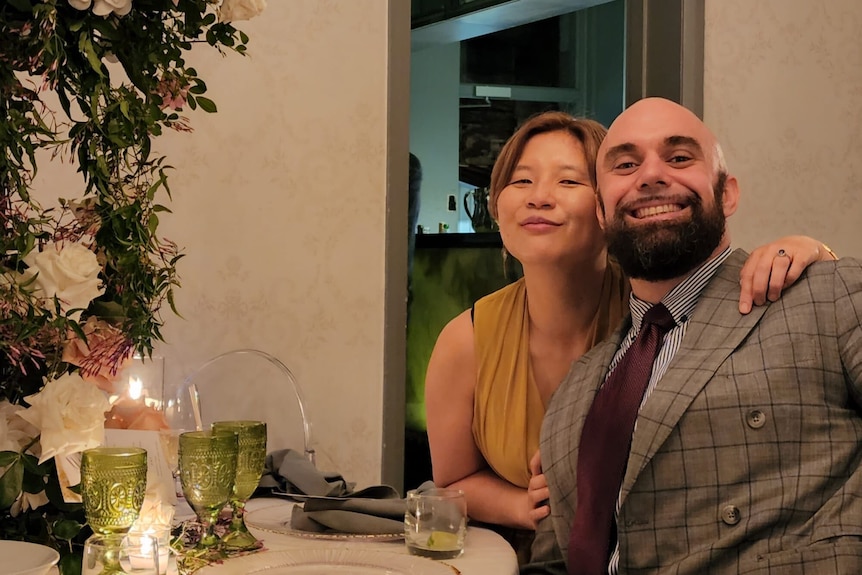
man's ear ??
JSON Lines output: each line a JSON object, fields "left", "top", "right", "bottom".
{"left": 722, "top": 174, "right": 740, "bottom": 217}
{"left": 594, "top": 191, "right": 607, "bottom": 231}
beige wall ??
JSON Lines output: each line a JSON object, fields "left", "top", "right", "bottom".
{"left": 152, "top": 1, "right": 409, "bottom": 487}
{"left": 704, "top": 0, "right": 862, "bottom": 255}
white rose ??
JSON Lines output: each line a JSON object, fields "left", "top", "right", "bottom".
{"left": 219, "top": 0, "right": 266, "bottom": 22}
{"left": 67, "top": 0, "right": 133, "bottom": 16}
{"left": 19, "top": 373, "right": 111, "bottom": 464}
{"left": 22, "top": 241, "right": 104, "bottom": 321}
{"left": 0, "top": 400, "right": 39, "bottom": 454}
{"left": 10, "top": 490, "right": 50, "bottom": 517}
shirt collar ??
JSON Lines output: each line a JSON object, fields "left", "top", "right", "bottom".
{"left": 629, "top": 246, "right": 733, "bottom": 330}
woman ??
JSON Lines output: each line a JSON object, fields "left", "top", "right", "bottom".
{"left": 424, "top": 111, "right": 835, "bottom": 563}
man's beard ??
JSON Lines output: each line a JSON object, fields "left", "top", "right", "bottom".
{"left": 603, "top": 174, "right": 727, "bottom": 281}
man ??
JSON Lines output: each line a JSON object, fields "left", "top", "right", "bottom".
{"left": 538, "top": 97, "right": 862, "bottom": 574}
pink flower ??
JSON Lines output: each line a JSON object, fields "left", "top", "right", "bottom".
{"left": 155, "top": 75, "right": 190, "bottom": 111}
{"left": 105, "top": 399, "right": 169, "bottom": 431}
{"left": 62, "top": 318, "right": 133, "bottom": 393}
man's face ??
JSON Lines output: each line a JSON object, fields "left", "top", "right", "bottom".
{"left": 595, "top": 98, "right": 739, "bottom": 280}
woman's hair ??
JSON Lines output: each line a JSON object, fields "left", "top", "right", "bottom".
{"left": 488, "top": 111, "right": 608, "bottom": 220}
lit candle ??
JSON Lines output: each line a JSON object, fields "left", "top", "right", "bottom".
{"left": 127, "top": 529, "right": 170, "bottom": 574}
{"left": 129, "top": 376, "right": 144, "bottom": 403}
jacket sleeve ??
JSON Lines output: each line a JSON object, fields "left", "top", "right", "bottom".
{"left": 835, "top": 258, "right": 862, "bottom": 403}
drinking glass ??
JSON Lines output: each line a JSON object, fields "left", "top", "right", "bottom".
{"left": 404, "top": 488, "right": 467, "bottom": 559}
{"left": 83, "top": 533, "right": 159, "bottom": 575}
{"left": 178, "top": 430, "right": 238, "bottom": 549}
{"left": 212, "top": 420, "right": 267, "bottom": 550}
{"left": 162, "top": 375, "right": 200, "bottom": 505}
{"left": 80, "top": 447, "right": 148, "bottom": 574}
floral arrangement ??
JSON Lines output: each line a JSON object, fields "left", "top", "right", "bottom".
{"left": 0, "top": 0, "right": 264, "bottom": 571}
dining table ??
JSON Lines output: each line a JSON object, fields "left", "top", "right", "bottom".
{"left": 197, "top": 497, "right": 519, "bottom": 575}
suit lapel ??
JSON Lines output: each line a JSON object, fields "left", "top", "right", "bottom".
{"left": 620, "top": 250, "right": 768, "bottom": 501}
{"left": 552, "top": 327, "right": 624, "bottom": 509}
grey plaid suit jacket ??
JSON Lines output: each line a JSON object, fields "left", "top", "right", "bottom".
{"left": 539, "top": 250, "right": 862, "bottom": 574}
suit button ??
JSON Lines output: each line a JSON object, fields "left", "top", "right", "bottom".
{"left": 747, "top": 409, "right": 766, "bottom": 429}
{"left": 721, "top": 505, "right": 741, "bottom": 525}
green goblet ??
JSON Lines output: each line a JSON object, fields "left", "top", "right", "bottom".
{"left": 80, "top": 447, "right": 148, "bottom": 574}
{"left": 178, "top": 430, "right": 238, "bottom": 549}
{"left": 212, "top": 420, "right": 267, "bottom": 550}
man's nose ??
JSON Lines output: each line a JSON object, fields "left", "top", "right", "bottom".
{"left": 636, "top": 155, "right": 669, "bottom": 190}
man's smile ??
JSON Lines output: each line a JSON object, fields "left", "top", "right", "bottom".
{"left": 632, "top": 203, "right": 685, "bottom": 219}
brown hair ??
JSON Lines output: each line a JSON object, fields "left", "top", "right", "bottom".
{"left": 488, "top": 111, "right": 607, "bottom": 220}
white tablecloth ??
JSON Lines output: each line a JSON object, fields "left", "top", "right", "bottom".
{"left": 202, "top": 497, "right": 519, "bottom": 575}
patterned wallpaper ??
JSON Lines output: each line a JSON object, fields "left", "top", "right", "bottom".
{"left": 704, "top": 0, "right": 862, "bottom": 256}
{"left": 148, "top": 1, "right": 407, "bottom": 487}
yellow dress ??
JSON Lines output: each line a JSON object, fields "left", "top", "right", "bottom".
{"left": 471, "top": 258, "right": 629, "bottom": 488}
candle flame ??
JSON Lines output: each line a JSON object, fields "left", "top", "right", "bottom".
{"left": 129, "top": 376, "right": 143, "bottom": 400}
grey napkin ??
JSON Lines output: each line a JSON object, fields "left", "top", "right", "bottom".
{"left": 258, "top": 449, "right": 435, "bottom": 535}
{"left": 290, "top": 495, "right": 406, "bottom": 534}
{"left": 259, "top": 448, "right": 357, "bottom": 497}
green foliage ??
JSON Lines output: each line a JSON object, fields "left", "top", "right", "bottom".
{"left": 0, "top": 0, "right": 250, "bottom": 382}
{"left": 0, "top": 1, "right": 256, "bottom": 571}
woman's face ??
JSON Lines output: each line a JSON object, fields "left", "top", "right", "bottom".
{"left": 495, "top": 130, "right": 605, "bottom": 267}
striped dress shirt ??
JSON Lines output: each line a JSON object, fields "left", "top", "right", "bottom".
{"left": 606, "top": 246, "right": 733, "bottom": 574}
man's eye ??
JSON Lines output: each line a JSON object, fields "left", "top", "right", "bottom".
{"left": 614, "top": 162, "right": 636, "bottom": 170}
{"left": 669, "top": 155, "right": 693, "bottom": 163}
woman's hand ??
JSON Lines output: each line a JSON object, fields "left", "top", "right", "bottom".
{"left": 526, "top": 450, "right": 550, "bottom": 529}
{"left": 739, "top": 235, "right": 837, "bottom": 314}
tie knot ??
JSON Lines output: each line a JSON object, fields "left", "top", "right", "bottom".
{"left": 642, "top": 302, "right": 675, "bottom": 332}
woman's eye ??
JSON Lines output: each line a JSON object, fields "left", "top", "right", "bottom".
{"left": 560, "top": 179, "right": 583, "bottom": 186}
{"left": 509, "top": 178, "right": 531, "bottom": 185}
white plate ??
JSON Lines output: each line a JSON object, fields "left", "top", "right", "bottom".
{"left": 246, "top": 504, "right": 404, "bottom": 542}
{"left": 199, "top": 548, "right": 456, "bottom": 574}
{"left": 0, "top": 541, "right": 60, "bottom": 575}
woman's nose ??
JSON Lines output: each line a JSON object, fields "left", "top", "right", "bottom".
{"left": 527, "top": 180, "right": 555, "bottom": 208}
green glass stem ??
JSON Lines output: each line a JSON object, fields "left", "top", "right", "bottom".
{"left": 99, "top": 545, "right": 123, "bottom": 575}
{"left": 221, "top": 499, "right": 258, "bottom": 549}
{"left": 197, "top": 509, "right": 222, "bottom": 549}
{"left": 87, "top": 534, "right": 126, "bottom": 575}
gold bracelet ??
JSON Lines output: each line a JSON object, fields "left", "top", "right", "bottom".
{"left": 822, "top": 243, "right": 839, "bottom": 260}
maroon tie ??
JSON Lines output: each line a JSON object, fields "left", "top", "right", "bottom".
{"left": 568, "top": 303, "right": 676, "bottom": 575}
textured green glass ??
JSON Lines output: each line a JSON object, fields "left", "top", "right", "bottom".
{"left": 178, "top": 430, "right": 238, "bottom": 549}
{"left": 80, "top": 447, "right": 148, "bottom": 536}
{"left": 80, "top": 447, "right": 148, "bottom": 575}
{"left": 212, "top": 420, "right": 267, "bottom": 550}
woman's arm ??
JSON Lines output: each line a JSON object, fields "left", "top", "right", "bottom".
{"left": 424, "top": 310, "right": 538, "bottom": 529}
{"left": 738, "top": 235, "right": 838, "bottom": 313}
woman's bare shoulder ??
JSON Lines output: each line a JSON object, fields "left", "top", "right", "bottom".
{"left": 426, "top": 309, "right": 476, "bottom": 394}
